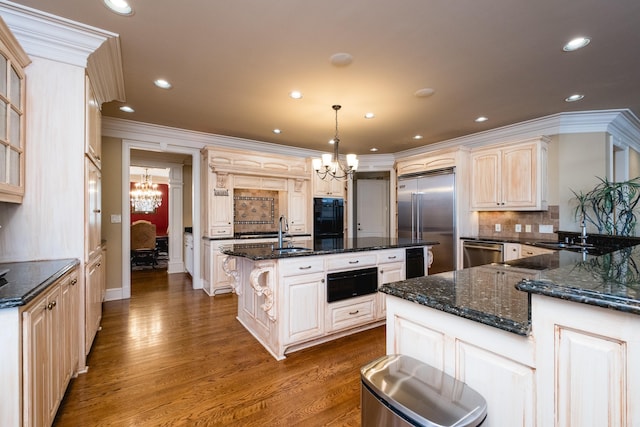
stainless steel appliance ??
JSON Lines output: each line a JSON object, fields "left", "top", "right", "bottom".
{"left": 462, "top": 240, "right": 504, "bottom": 268}
{"left": 398, "top": 168, "right": 456, "bottom": 274}
{"left": 313, "top": 197, "right": 344, "bottom": 250}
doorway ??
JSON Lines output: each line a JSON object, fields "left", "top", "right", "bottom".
{"left": 353, "top": 171, "right": 390, "bottom": 238}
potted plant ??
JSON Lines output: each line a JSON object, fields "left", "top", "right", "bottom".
{"left": 572, "top": 176, "right": 640, "bottom": 237}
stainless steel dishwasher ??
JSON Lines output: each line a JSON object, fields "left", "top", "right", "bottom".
{"left": 462, "top": 240, "right": 504, "bottom": 268}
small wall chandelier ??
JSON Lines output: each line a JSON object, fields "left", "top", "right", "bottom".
{"left": 130, "top": 168, "right": 162, "bottom": 213}
{"left": 312, "top": 105, "right": 358, "bottom": 181}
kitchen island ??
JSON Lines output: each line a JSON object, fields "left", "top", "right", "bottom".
{"left": 222, "top": 238, "right": 436, "bottom": 360}
{"left": 380, "top": 247, "right": 640, "bottom": 426}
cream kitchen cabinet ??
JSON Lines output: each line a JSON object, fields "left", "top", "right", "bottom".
{"left": 203, "top": 239, "right": 235, "bottom": 295}
{"left": 471, "top": 138, "right": 548, "bottom": 211}
{"left": 282, "top": 268, "right": 325, "bottom": 345}
{"left": 22, "top": 266, "right": 79, "bottom": 427}
{"left": 326, "top": 294, "right": 376, "bottom": 333}
{"left": 201, "top": 166, "right": 234, "bottom": 238}
{"left": 0, "top": 17, "right": 29, "bottom": 204}
{"left": 519, "top": 244, "right": 554, "bottom": 258}
{"left": 376, "top": 249, "right": 406, "bottom": 319}
{"left": 85, "top": 76, "right": 101, "bottom": 169}
{"left": 288, "top": 179, "right": 308, "bottom": 234}
{"left": 313, "top": 172, "right": 345, "bottom": 198}
{"left": 386, "top": 295, "right": 536, "bottom": 426}
{"left": 184, "top": 233, "right": 194, "bottom": 276}
{"left": 84, "top": 252, "right": 104, "bottom": 355}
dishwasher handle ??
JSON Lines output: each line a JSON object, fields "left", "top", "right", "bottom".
{"left": 463, "top": 242, "right": 503, "bottom": 251}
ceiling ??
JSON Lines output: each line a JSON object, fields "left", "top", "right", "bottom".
{"left": 8, "top": 0, "right": 640, "bottom": 155}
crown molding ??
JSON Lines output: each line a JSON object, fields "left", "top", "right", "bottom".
{"left": 394, "top": 109, "right": 640, "bottom": 159}
{"left": 103, "top": 117, "right": 318, "bottom": 159}
{"left": 0, "top": 1, "right": 118, "bottom": 67}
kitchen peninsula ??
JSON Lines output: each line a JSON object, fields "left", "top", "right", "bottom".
{"left": 380, "top": 247, "right": 640, "bottom": 426}
{"left": 222, "top": 238, "right": 436, "bottom": 360}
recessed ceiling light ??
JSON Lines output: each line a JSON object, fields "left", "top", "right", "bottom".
{"left": 370, "top": 148, "right": 379, "bottom": 152}
{"left": 475, "top": 116, "right": 488, "bottom": 122}
{"left": 413, "top": 135, "right": 423, "bottom": 140}
{"left": 330, "top": 52, "right": 353, "bottom": 67}
{"left": 565, "top": 94, "right": 584, "bottom": 102}
{"left": 364, "top": 112, "right": 375, "bottom": 119}
{"left": 414, "top": 88, "right": 435, "bottom": 98}
{"left": 103, "top": 0, "right": 133, "bottom": 16}
{"left": 563, "top": 37, "right": 591, "bottom": 52}
{"left": 289, "top": 91, "right": 302, "bottom": 99}
{"left": 120, "top": 105, "right": 134, "bottom": 113}
{"left": 154, "top": 79, "right": 172, "bottom": 89}
{"left": 273, "top": 129, "right": 281, "bottom": 134}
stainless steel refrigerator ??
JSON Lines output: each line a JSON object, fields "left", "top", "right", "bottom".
{"left": 398, "top": 168, "right": 456, "bottom": 274}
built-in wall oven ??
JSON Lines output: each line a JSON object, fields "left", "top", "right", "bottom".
{"left": 462, "top": 240, "right": 504, "bottom": 268}
{"left": 326, "top": 267, "right": 378, "bottom": 303}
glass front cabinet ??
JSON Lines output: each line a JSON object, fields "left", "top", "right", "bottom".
{"left": 0, "top": 17, "right": 29, "bottom": 203}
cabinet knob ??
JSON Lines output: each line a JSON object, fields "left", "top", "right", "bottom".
{"left": 47, "top": 301, "right": 57, "bottom": 310}
{"left": 380, "top": 270, "right": 384, "bottom": 274}
{"left": 71, "top": 278, "right": 77, "bottom": 285}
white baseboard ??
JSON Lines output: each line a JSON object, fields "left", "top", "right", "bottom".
{"left": 104, "top": 287, "right": 125, "bottom": 301}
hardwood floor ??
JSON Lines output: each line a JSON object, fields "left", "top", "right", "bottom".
{"left": 54, "top": 269, "right": 386, "bottom": 426}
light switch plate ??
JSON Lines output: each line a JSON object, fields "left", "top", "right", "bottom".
{"left": 111, "top": 214, "right": 122, "bottom": 224}
{"left": 525, "top": 224, "right": 532, "bottom": 233}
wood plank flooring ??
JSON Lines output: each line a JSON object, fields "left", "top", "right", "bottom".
{"left": 53, "top": 269, "right": 386, "bottom": 426}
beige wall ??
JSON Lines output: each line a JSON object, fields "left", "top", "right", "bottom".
{"left": 102, "top": 137, "right": 123, "bottom": 290}
{"left": 556, "top": 132, "right": 608, "bottom": 232}
{"left": 630, "top": 147, "right": 640, "bottom": 179}
{"left": 183, "top": 164, "right": 193, "bottom": 228}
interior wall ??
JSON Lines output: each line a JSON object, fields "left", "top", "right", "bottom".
{"left": 557, "top": 132, "right": 608, "bottom": 232}
{"left": 102, "top": 136, "right": 123, "bottom": 291}
{"left": 630, "top": 147, "right": 640, "bottom": 179}
{"left": 183, "top": 164, "right": 193, "bottom": 228}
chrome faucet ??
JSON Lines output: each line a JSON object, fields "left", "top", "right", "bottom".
{"left": 580, "top": 212, "right": 588, "bottom": 246}
{"left": 278, "top": 215, "right": 289, "bottom": 249}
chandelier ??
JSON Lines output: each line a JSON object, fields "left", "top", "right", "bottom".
{"left": 312, "top": 105, "right": 358, "bottom": 181}
{"left": 130, "top": 168, "right": 162, "bottom": 213}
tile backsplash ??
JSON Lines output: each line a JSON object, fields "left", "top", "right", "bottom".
{"left": 478, "top": 205, "right": 559, "bottom": 241}
{"left": 233, "top": 189, "right": 280, "bottom": 234}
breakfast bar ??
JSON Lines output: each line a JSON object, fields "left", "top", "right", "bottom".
{"left": 222, "top": 238, "right": 436, "bottom": 360}
{"left": 380, "top": 247, "right": 640, "bottom": 426}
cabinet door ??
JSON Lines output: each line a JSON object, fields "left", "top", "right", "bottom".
{"left": 22, "top": 294, "right": 49, "bottom": 427}
{"left": 503, "top": 243, "right": 521, "bottom": 261}
{"left": 501, "top": 143, "right": 536, "bottom": 208}
{"left": 378, "top": 261, "right": 405, "bottom": 319}
{"left": 85, "top": 76, "right": 101, "bottom": 168}
{"left": 209, "top": 189, "right": 233, "bottom": 237}
{"left": 85, "top": 254, "right": 103, "bottom": 355}
{"left": 282, "top": 272, "right": 325, "bottom": 344}
{"left": 288, "top": 179, "right": 308, "bottom": 233}
{"left": 470, "top": 150, "right": 500, "bottom": 209}
{"left": 85, "top": 159, "right": 102, "bottom": 260}
{"left": 313, "top": 172, "right": 345, "bottom": 198}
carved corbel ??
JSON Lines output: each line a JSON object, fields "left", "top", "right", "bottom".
{"left": 222, "top": 256, "right": 240, "bottom": 295}
{"left": 249, "top": 261, "right": 276, "bottom": 321}
{"left": 212, "top": 170, "right": 229, "bottom": 188}
{"left": 427, "top": 248, "right": 434, "bottom": 269}
{"left": 293, "top": 178, "right": 304, "bottom": 192}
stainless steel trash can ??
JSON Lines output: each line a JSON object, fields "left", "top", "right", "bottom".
{"left": 361, "top": 354, "right": 487, "bottom": 427}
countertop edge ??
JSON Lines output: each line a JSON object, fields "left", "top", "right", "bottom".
{"left": 0, "top": 258, "right": 80, "bottom": 309}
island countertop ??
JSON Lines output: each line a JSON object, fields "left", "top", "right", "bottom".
{"left": 222, "top": 237, "right": 438, "bottom": 260}
{"left": 380, "top": 247, "right": 640, "bottom": 336}
{"left": 0, "top": 258, "right": 80, "bottom": 309}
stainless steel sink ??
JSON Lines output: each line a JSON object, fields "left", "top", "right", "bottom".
{"left": 274, "top": 247, "right": 313, "bottom": 254}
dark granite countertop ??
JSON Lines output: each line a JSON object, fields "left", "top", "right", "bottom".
{"left": 380, "top": 246, "right": 640, "bottom": 336}
{"left": 0, "top": 259, "right": 80, "bottom": 309}
{"left": 222, "top": 237, "right": 438, "bottom": 260}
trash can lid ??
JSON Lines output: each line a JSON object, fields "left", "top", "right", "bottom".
{"left": 361, "top": 354, "right": 487, "bottom": 427}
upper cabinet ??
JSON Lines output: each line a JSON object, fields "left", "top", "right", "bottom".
{"left": 471, "top": 137, "right": 548, "bottom": 211}
{"left": 0, "top": 17, "right": 30, "bottom": 203}
{"left": 312, "top": 172, "right": 345, "bottom": 198}
{"left": 85, "top": 77, "right": 101, "bottom": 169}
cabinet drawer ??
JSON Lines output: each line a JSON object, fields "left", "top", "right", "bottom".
{"left": 520, "top": 245, "right": 554, "bottom": 258}
{"left": 326, "top": 254, "right": 376, "bottom": 271}
{"left": 210, "top": 226, "right": 232, "bottom": 237}
{"left": 377, "top": 249, "right": 405, "bottom": 264}
{"left": 289, "top": 225, "right": 306, "bottom": 233}
{"left": 327, "top": 296, "right": 376, "bottom": 332}
{"left": 280, "top": 257, "right": 324, "bottom": 276}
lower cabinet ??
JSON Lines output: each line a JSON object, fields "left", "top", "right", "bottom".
{"left": 203, "top": 239, "right": 235, "bottom": 295}
{"left": 22, "top": 267, "right": 79, "bottom": 427}
{"left": 85, "top": 252, "right": 104, "bottom": 355}
{"left": 386, "top": 295, "right": 536, "bottom": 426}
{"left": 326, "top": 295, "right": 375, "bottom": 332}
{"left": 282, "top": 271, "right": 325, "bottom": 344}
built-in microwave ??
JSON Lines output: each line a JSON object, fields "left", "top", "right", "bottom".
{"left": 326, "top": 267, "right": 378, "bottom": 303}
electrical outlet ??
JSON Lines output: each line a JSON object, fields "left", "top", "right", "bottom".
{"left": 495, "top": 224, "right": 501, "bottom": 232}
{"left": 525, "top": 224, "right": 532, "bottom": 233}
{"left": 515, "top": 224, "right": 522, "bottom": 232}
{"left": 539, "top": 224, "right": 554, "bottom": 233}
